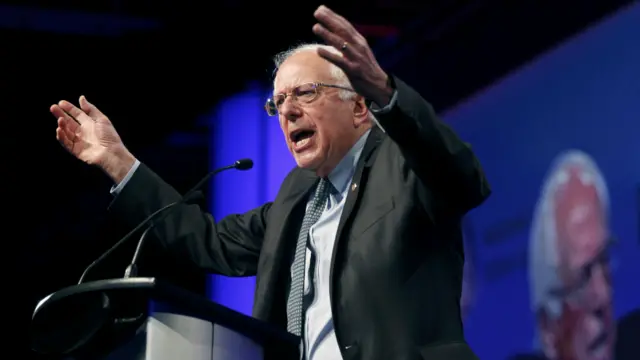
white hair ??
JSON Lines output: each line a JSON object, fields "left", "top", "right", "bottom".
{"left": 272, "top": 43, "right": 356, "bottom": 101}
{"left": 529, "top": 150, "right": 610, "bottom": 322}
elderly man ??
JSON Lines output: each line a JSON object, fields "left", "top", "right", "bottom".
{"left": 528, "top": 150, "right": 615, "bottom": 360}
{"left": 51, "top": 5, "right": 490, "bottom": 360}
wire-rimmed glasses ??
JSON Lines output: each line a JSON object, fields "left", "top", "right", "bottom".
{"left": 264, "top": 82, "right": 355, "bottom": 116}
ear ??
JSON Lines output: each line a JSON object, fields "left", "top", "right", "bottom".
{"left": 352, "top": 96, "right": 370, "bottom": 127}
{"left": 538, "top": 309, "right": 559, "bottom": 360}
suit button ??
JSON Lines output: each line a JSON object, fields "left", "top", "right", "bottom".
{"left": 351, "top": 183, "right": 358, "bottom": 191}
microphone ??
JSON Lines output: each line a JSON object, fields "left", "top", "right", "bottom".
{"left": 122, "top": 158, "right": 253, "bottom": 278}
{"left": 121, "top": 190, "right": 203, "bottom": 279}
{"left": 77, "top": 158, "right": 254, "bottom": 284}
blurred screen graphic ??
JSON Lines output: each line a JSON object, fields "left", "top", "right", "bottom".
{"left": 445, "top": 3, "right": 639, "bottom": 360}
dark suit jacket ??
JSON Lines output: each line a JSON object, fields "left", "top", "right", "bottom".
{"left": 110, "top": 76, "right": 491, "bottom": 360}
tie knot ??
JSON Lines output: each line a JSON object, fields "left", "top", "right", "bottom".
{"left": 315, "top": 177, "right": 333, "bottom": 197}
{"left": 307, "top": 178, "right": 332, "bottom": 211}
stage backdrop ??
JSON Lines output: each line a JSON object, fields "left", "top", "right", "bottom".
{"left": 206, "top": 3, "right": 639, "bottom": 359}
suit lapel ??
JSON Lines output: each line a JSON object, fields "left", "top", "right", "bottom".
{"left": 329, "top": 127, "right": 385, "bottom": 285}
{"left": 253, "top": 169, "right": 317, "bottom": 322}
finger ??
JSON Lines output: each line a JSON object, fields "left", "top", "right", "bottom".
{"left": 58, "top": 100, "right": 94, "bottom": 125}
{"left": 50, "top": 104, "right": 80, "bottom": 125}
{"left": 79, "top": 95, "right": 105, "bottom": 119}
{"left": 317, "top": 46, "right": 351, "bottom": 72}
{"left": 313, "top": 23, "right": 350, "bottom": 54}
{"left": 314, "top": 5, "right": 358, "bottom": 39}
{"left": 56, "top": 127, "right": 74, "bottom": 151}
{"left": 58, "top": 116, "right": 79, "bottom": 139}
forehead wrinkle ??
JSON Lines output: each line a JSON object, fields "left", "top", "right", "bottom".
{"left": 273, "top": 76, "right": 301, "bottom": 93}
{"left": 273, "top": 76, "right": 306, "bottom": 96}
{"left": 274, "top": 53, "right": 333, "bottom": 95}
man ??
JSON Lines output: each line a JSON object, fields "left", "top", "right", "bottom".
{"left": 51, "top": 6, "right": 490, "bottom": 360}
{"left": 528, "top": 150, "right": 615, "bottom": 360}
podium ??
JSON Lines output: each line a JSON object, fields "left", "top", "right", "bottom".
{"left": 30, "top": 277, "right": 299, "bottom": 360}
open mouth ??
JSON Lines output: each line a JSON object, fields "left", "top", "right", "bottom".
{"left": 588, "top": 330, "right": 609, "bottom": 358}
{"left": 290, "top": 129, "right": 316, "bottom": 150}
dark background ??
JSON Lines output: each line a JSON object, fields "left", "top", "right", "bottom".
{"left": 3, "top": 0, "right": 633, "bottom": 357}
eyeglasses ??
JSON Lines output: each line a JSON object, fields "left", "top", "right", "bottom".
{"left": 264, "top": 82, "right": 355, "bottom": 116}
{"left": 548, "top": 237, "right": 615, "bottom": 306}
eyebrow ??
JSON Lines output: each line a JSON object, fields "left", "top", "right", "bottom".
{"left": 273, "top": 82, "right": 303, "bottom": 96}
{"left": 274, "top": 77, "right": 311, "bottom": 93}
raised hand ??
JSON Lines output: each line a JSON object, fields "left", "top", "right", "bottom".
{"left": 51, "top": 96, "right": 135, "bottom": 182}
{"left": 312, "top": 5, "right": 394, "bottom": 106}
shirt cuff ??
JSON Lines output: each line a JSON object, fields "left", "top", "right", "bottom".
{"left": 368, "top": 89, "right": 398, "bottom": 133}
{"left": 110, "top": 159, "right": 141, "bottom": 195}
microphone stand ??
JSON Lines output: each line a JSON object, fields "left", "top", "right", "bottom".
{"left": 123, "top": 226, "right": 153, "bottom": 278}
{"left": 77, "top": 158, "right": 254, "bottom": 284}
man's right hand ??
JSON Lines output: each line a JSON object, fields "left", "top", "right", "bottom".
{"left": 51, "top": 95, "right": 136, "bottom": 184}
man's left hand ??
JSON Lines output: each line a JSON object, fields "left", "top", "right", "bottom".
{"left": 312, "top": 5, "right": 394, "bottom": 107}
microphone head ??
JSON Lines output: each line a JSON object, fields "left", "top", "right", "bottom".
{"left": 234, "top": 158, "right": 254, "bottom": 170}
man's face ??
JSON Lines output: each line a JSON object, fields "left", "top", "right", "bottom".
{"left": 273, "top": 51, "right": 367, "bottom": 176}
{"left": 551, "top": 165, "right": 614, "bottom": 360}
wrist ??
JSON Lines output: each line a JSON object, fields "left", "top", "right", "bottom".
{"left": 100, "top": 146, "right": 136, "bottom": 184}
{"left": 371, "top": 74, "right": 394, "bottom": 107}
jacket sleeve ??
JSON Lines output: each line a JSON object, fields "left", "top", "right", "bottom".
{"left": 374, "top": 76, "right": 491, "bottom": 216}
{"left": 109, "top": 163, "right": 266, "bottom": 276}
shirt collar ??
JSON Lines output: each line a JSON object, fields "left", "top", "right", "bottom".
{"left": 327, "top": 129, "right": 371, "bottom": 195}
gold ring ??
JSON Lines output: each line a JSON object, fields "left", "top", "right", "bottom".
{"left": 341, "top": 42, "right": 348, "bottom": 51}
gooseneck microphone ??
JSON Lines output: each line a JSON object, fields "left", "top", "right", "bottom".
{"left": 77, "top": 158, "right": 254, "bottom": 284}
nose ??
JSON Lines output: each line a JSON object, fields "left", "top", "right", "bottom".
{"left": 585, "top": 263, "right": 611, "bottom": 308}
{"left": 279, "top": 97, "right": 302, "bottom": 122}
